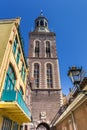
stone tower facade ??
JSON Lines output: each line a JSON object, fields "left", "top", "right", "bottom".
{"left": 28, "top": 12, "right": 63, "bottom": 130}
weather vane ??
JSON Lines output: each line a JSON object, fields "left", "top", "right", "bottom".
{"left": 40, "top": 10, "right": 43, "bottom": 16}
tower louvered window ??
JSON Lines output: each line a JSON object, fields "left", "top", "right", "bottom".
{"left": 35, "top": 41, "right": 39, "bottom": 57}
{"left": 40, "top": 20, "right": 44, "bottom": 26}
{"left": 47, "top": 64, "right": 53, "bottom": 88}
{"left": 34, "top": 63, "right": 39, "bottom": 88}
{"left": 46, "top": 41, "right": 51, "bottom": 58}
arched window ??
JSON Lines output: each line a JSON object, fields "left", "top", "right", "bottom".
{"left": 35, "top": 41, "right": 40, "bottom": 57}
{"left": 40, "top": 20, "right": 44, "bottom": 26}
{"left": 45, "top": 22, "right": 47, "bottom": 27}
{"left": 46, "top": 41, "right": 51, "bottom": 58}
{"left": 34, "top": 63, "right": 39, "bottom": 88}
{"left": 37, "top": 21, "right": 39, "bottom": 27}
{"left": 4, "top": 65, "right": 16, "bottom": 90}
{"left": 46, "top": 64, "right": 53, "bottom": 88}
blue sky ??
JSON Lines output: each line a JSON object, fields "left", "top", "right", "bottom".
{"left": 0, "top": 0, "right": 87, "bottom": 95}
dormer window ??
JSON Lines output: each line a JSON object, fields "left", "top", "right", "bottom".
{"left": 35, "top": 41, "right": 40, "bottom": 57}
{"left": 46, "top": 41, "right": 51, "bottom": 58}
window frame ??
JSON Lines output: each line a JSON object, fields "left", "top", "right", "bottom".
{"left": 16, "top": 48, "right": 21, "bottom": 65}
{"left": 4, "top": 65, "right": 16, "bottom": 91}
{"left": 13, "top": 36, "right": 18, "bottom": 55}
{"left": 35, "top": 41, "right": 40, "bottom": 57}
{"left": 46, "top": 41, "right": 51, "bottom": 58}
{"left": 34, "top": 63, "right": 39, "bottom": 88}
{"left": 46, "top": 63, "right": 53, "bottom": 88}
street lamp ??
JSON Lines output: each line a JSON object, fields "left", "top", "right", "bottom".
{"left": 68, "top": 66, "right": 87, "bottom": 95}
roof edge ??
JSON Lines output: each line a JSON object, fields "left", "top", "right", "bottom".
{"left": 0, "top": 17, "right": 21, "bottom": 25}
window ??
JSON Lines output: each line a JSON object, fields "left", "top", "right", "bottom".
{"left": 40, "top": 20, "right": 44, "bottom": 26}
{"left": 37, "top": 21, "right": 39, "bottom": 27}
{"left": 20, "top": 125, "right": 23, "bottom": 130}
{"left": 23, "top": 70, "right": 26, "bottom": 81}
{"left": 46, "top": 41, "right": 51, "bottom": 58}
{"left": 47, "top": 64, "right": 53, "bottom": 88}
{"left": 25, "top": 125, "right": 28, "bottom": 130}
{"left": 35, "top": 41, "right": 40, "bottom": 57}
{"left": 2, "top": 117, "right": 12, "bottom": 130}
{"left": 34, "top": 63, "right": 39, "bottom": 88}
{"left": 16, "top": 49, "right": 20, "bottom": 65}
{"left": 4, "top": 65, "right": 16, "bottom": 91}
{"left": 19, "top": 87, "right": 24, "bottom": 96}
{"left": 13, "top": 37, "right": 18, "bottom": 54}
{"left": 21, "top": 63, "right": 26, "bottom": 82}
{"left": 45, "top": 22, "right": 47, "bottom": 27}
{"left": 13, "top": 122, "right": 18, "bottom": 130}
{"left": 13, "top": 37, "right": 21, "bottom": 65}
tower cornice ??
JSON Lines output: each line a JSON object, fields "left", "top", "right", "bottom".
{"left": 29, "top": 31, "right": 56, "bottom": 36}
{"left": 28, "top": 57, "right": 58, "bottom": 60}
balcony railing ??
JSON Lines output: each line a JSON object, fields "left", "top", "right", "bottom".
{"left": 1, "top": 89, "right": 31, "bottom": 118}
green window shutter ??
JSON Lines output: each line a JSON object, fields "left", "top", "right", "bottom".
{"left": 4, "top": 65, "right": 16, "bottom": 91}
{"left": 13, "top": 37, "right": 18, "bottom": 54}
{"left": 21, "top": 63, "right": 26, "bottom": 82}
{"left": 19, "top": 87, "right": 23, "bottom": 96}
{"left": 16, "top": 49, "right": 20, "bottom": 65}
{"left": 23, "top": 70, "right": 26, "bottom": 82}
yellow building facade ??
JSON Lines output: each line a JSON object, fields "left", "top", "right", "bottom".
{"left": 0, "top": 18, "right": 31, "bottom": 130}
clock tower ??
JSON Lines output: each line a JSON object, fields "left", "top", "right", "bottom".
{"left": 28, "top": 12, "right": 63, "bottom": 130}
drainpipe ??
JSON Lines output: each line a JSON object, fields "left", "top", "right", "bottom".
{"left": 71, "top": 112, "right": 77, "bottom": 130}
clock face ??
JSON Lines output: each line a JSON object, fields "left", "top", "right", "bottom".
{"left": 37, "top": 27, "right": 49, "bottom": 32}
{"left": 40, "top": 27, "right": 45, "bottom": 31}
{"left": 40, "top": 112, "right": 46, "bottom": 119}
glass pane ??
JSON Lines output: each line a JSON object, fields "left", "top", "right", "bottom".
{"left": 34, "top": 63, "right": 39, "bottom": 88}
{"left": 47, "top": 64, "right": 53, "bottom": 88}
{"left": 13, "top": 122, "right": 18, "bottom": 130}
{"left": 2, "top": 117, "right": 12, "bottom": 130}
{"left": 35, "top": 41, "right": 39, "bottom": 57}
{"left": 4, "top": 66, "right": 16, "bottom": 90}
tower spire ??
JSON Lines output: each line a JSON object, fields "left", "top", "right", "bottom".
{"left": 40, "top": 10, "right": 43, "bottom": 16}
{"left": 34, "top": 11, "right": 49, "bottom": 32}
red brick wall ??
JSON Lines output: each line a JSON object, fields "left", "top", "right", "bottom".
{"left": 31, "top": 90, "right": 61, "bottom": 123}
{"left": 28, "top": 32, "right": 62, "bottom": 125}
{"left": 29, "top": 58, "right": 60, "bottom": 89}
{"left": 29, "top": 32, "right": 57, "bottom": 58}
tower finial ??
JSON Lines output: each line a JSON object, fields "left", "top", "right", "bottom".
{"left": 40, "top": 10, "right": 43, "bottom": 16}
